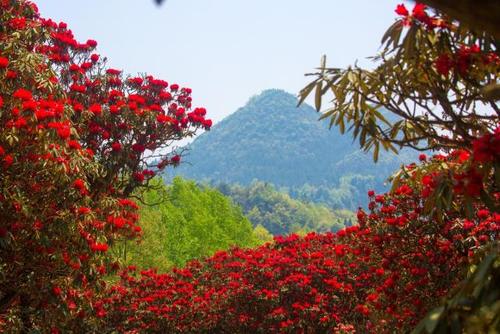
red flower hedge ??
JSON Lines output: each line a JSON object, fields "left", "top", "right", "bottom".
{"left": 101, "top": 153, "right": 499, "bottom": 333}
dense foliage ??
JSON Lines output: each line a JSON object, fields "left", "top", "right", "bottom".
{"left": 168, "top": 89, "right": 418, "bottom": 210}
{"left": 101, "top": 162, "right": 499, "bottom": 332}
{"left": 115, "top": 178, "right": 260, "bottom": 270}
{"left": 0, "top": 1, "right": 210, "bottom": 331}
{"left": 216, "top": 181, "right": 353, "bottom": 235}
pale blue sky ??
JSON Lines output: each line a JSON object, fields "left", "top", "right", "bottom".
{"left": 35, "top": 0, "right": 407, "bottom": 124}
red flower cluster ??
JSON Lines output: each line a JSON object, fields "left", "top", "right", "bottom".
{"left": 100, "top": 174, "right": 498, "bottom": 333}
{"left": 472, "top": 127, "right": 500, "bottom": 163}
{"left": 395, "top": 3, "right": 446, "bottom": 29}
{"left": 0, "top": 0, "right": 210, "bottom": 331}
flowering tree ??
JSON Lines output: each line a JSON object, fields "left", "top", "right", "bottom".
{"left": 299, "top": 3, "right": 499, "bottom": 332}
{"left": 299, "top": 3, "right": 499, "bottom": 219}
{"left": 0, "top": 1, "right": 210, "bottom": 331}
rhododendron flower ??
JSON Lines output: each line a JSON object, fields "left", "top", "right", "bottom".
{"left": 3, "top": 154, "right": 14, "bottom": 168}
{"left": 77, "top": 207, "right": 91, "bottom": 215}
{"left": 171, "top": 155, "right": 181, "bottom": 164}
{"left": 73, "top": 178, "right": 87, "bottom": 195}
{"left": 395, "top": 4, "right": 409, "bottom": 16}
{"left": 13, "top": 88, "right": 33, "bottom": 100}
{"left": 0, "top": 56, "right": 9, "bottom": 68}
{"left": 111, "top": 142, "right": 122, "bottom": 152}
{"left": 472, "top": 129, "right": 500, "bottom": 162}
{"left": 67, "top": 140, "right": 81, "bottom": 150}
{"left": 89, "top": 104, "right": 102, "bottom": 115}
{"left": 52, "top": 286, "right": 62, "bottom": 296}
{"left": 133, "top": 172, "right": 145, "bottom": 182}
{"left": 453, "top": 169, "right": 483, "bottom": 197}
{"left": 6, "top": 70, "right": 17, "bottom": 79}
{"left": 106, "top": 68, "right": 121, "bottom": 75}
{"left": 86, "top": 39, "right": 97, "bottom": 48}
{"left": 57, "top": 125, "right": 71, "bottom": 139}
{"left": 91, "top": 243, "right": 108, "bottom": 252}
{"left": 412, "top": 3, "right": 427, "bottom": 20}
{"left": 131, "top": 143, "right": 145, "bottom": 153}
{"left": 202, "top": 119, "right": 213, "bottom": 129}
{"left": 435, "top": 54, "right": 453, "bottom": 76}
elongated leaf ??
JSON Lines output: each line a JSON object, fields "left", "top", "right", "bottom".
{"left": 298, "top": 81, "right": 316, "bottom": 106}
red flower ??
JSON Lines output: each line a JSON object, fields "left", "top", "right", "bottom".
{"left": 395, "top": 4, "right": 409, "bottom": 16}
{"left": 52, "top": 286, "right": 62, "bottom": 296}
{"left": 453, "top": 169, "right": 483, "bottom": 197}
{"left": 0, "top": 56, "right": 9, "bottom": 68}
{"left": 3, "top": 154, "right": 14, "bottom": 168}
{"left": 133, "top": 172, "right": 145, "bottom": 182}
{"left": 67, "top": 140, "right": 81, "bottom": 150}
{"left": 435, "top": 54, "right": 453, "bottom": 76}
{"left": 131, "top": 143, "right": 145, "bottom": 153}
{"left": 9, "top": 17, "right": 27, "bottom": 30}
{"left": 111, "top": 142, "right": 122, "bottom": 152}
{"left": 77, "top": 207, "right": 92, "bottom": 215}
{"left": 477, "top": 209, "right": 490, "bottom": 219}
{"left": 472, "top": 130, "right": 500, "bottom": 163}
{"left": 202, "top": 119, "right": 213, "bottom": 129}
{"left": 91, "top": 243, "right": 108, "bottom": 252}
{"left": 106, "top": 68, "right": 121, "bottom": 76}
{"left": 171, "top": 155, "right": 181, "bottom": 164}
{"left": 89, "top": 104, "right": 102, "bottom": 115}
{"left": 73, "top": 178, "right": 86, "bottom": 192}
{"left": 86, "top": 39, "right": 97, "bottom": 48}
{"left": 57, "top": 126, "right": 71, "bottom": 139}
{"left": 412, "top": 3, "right": 427, "bottom": 21}
{"left": 6, "top": 70, "right": 17, "bottom": 79}
{"left": 13, "top": 88, "right": 33, "bottom": 101}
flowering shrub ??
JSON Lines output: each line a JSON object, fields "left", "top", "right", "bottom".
{"left": 101, "top": 154, "right": 498, "bottom": 332}
{"left": 0, "top": 1, "right": 210, "bottom": 331}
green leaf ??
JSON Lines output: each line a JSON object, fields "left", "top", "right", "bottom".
{"left": 298, "top": 81, "right": 316, "bottom": 106}
{"left": 373, "top": 142, "right": 379, "bottom": 163}
{"left": 425, "top": 306, "right": 445, "bottom": 333}
{"left": 314, "top": 81, "right": 323, "bottom": 111}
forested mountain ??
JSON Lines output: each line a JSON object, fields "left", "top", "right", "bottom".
{"left": 166, "top": 89, "right": 418, "bottom": 209}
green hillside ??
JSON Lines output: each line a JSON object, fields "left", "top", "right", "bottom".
{"left": 166, "top": 89, "right": 418, "bottom": 209}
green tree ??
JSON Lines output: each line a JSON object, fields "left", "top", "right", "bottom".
{"left": 117, "top": 178, "right": 259, "bottom": 269}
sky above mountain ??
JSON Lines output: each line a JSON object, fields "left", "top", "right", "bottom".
{"left": 35, "top": 0, "right": 406, "bottom": 127}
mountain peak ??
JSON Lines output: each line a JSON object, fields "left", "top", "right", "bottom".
{"left": 247, "top": 89, "right": 299, "bottom": 109}
{"left": 167, "top": 89, "right": 418, "bottom": 209}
